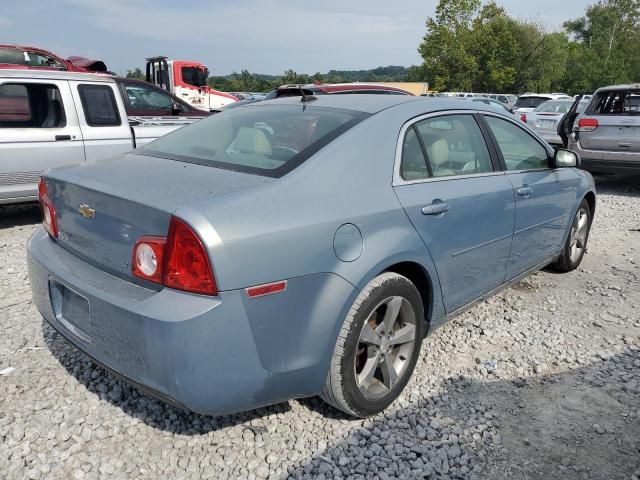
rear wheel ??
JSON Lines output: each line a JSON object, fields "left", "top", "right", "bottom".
{"left": 320, "top": 272, "right": 424, "bottom": 417}
{"left": 551, "top": 199, "right": 591, "bottom": 272}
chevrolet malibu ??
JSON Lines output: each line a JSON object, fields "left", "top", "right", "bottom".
{"left": 28, "top": 96, "right": 596, "bottom": 417}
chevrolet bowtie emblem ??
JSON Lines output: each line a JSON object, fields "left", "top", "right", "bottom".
{"left": 78, "top": 203, "right": 96, "bottom": 219}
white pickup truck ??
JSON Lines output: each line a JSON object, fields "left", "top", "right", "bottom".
{"left": 0, "top": 70, "right": 204, "bottom": 204}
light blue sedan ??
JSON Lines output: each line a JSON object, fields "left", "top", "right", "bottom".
{"left": 28, "top": 95, "right": 596, "bottom": 417}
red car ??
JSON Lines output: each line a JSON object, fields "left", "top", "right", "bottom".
{"left": 264, "top": 83, "right": 414, "bottom": 99}
{"left": 0, "top": 44, "right": 107, "bottom": 73}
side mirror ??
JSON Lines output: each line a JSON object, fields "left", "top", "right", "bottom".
{"left": 554, "top": 148, "right": 579, "bottom": 168}
{"left": 171, "top": 102, "right": 183, "bottom": 115}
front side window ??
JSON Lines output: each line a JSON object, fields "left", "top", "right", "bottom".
{"left": 78, "top": 84, "right": 121, "bottom": 127}
{"left": 25, "top": 51, "right": 65, "bottom": 70}
{"left": 0, "top": 83, "right": 66, "bottom": 128}
{"left": 182, "top": 67, "right": 207, "bottom": 87}
{"left": 401, "top": 114, "right": 493, "bottom": 179}
{"left": 142, "top": 104, "right": 368, "bottom": 177}
{"left": 484, "top": 116, "right": 549, "bottom": 171}
{"left": 124, "top": 83, "right": 173, "bottom": 113}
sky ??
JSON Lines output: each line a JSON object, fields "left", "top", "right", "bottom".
{"left": 1, "top": 0, "right": 592, "bottom": 76}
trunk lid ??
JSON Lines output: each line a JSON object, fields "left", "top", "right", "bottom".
{"left": 46, "top": 152, "right": 270, "bottom": 284}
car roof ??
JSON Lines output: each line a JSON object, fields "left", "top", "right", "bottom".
{"left": 0, "top": 68, "right": 115, "bottom": 83}
{"left": 252, "top": 94, "right": 507, "bottom": 115}
{"left": 595, "top": 83, "right": 640, "bottom": 92}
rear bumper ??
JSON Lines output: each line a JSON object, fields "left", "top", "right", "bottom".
{"left": 28, "top": 228, "right": 356, "bottom": 416}
{"left": 570, "top": 138, "right": 640, "bottom": 173}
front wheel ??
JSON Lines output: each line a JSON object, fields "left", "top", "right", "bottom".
{"left": 551, "top": 199, "right": 591, "bottom": 272}
{"left": 320, "top": 272, "right": 424, "bottom": 417}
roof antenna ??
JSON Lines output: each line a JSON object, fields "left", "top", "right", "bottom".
{"left": 299, "top": 85, "right": 317, "bottom": 103}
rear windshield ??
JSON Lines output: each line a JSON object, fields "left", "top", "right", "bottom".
{"left": 141, "top": 104, "right": 368, "bottom": 177}
{"left": 533, "top": 100, "right": 574, "bottom": 113}
{"left": 586, "top": 89, "right": 640, "bottom": 115}
{"left": 514, "top": 96, "right": 550, "bottom": 109}
{"left": 0, "top": 47, "right": 27, "bottom": 65}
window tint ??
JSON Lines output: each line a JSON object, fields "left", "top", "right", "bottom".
{"left": 485, "top": 116, "right": 549, "bottom": 171}
{"left": 78, "top": 84, "right": 121, "bottom": 127}
{"left": 0, "top": 47, "right": 27, "bottom": 65}
{"left": 513, "top": 96, "right": 550, "bottom": 109}
{"left": 143, "top": 105, "right": 368, "bottom": 177}
{"left": 0, "top": 83, "right": 66, "bottom": 128}
{"left": 406, "top": 115, "right": 493, "bottom": 178}
{"left": 587, "top": 89, "right": 640, "bottom": 115}
{"left": 124, "top": 83, "right": 173, "bottom": 113}
{"left": 400, "top": 127, "right": 428, "bottom": 181}
{"left": 182, "top": 67, "right": 207, "bottom": 87}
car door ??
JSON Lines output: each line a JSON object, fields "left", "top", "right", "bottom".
{"left": 393, "top": 113, "right": 516, "bottom": 313}
{"left": 481, "top": 114, "right": 578, "bottom": 279}
{"left": 0, "top": 78, "right": 84, "bottom": 202}
{"left": 70, "top": 81, "right": 134, "bottom": 161}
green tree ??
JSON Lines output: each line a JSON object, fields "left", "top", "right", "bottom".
{"left": 564, "top": 0, "right": 640, "bottom": 88}
{"left": 125, "top": 68, "right": 145, "bottom": 80}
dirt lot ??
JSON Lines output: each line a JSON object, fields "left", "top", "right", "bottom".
{"left": 1, "top": 174, "right": 639, "bottom": 480}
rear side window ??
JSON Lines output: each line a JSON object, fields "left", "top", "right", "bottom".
{"left": 142, "top": 104, "right": 368, "bottom": 177}
{"left": 587, "top": 90, "right": 640, "bottom": 115}
{"left": 0, "top": 83, "right": 66, "bottom": 128}
{"left": 78, "top": 84, "right": 121, "bottom": 127}
{"left": 400, "top": 114, "right": 493, "bottom": 180}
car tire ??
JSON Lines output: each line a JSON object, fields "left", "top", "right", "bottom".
{"left": 551, "top": 198, "right": 592, "bottom": 272}
{"left": 320, "top": 272, "right": 424, "bottom": 417}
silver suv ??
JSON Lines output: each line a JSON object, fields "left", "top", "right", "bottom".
{"left": 561, "top": 84, "right": 640, "bottom": 174}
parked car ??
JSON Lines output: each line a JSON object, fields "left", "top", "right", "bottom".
{"left": 488, "top": 94, "right": 518, "bottom": 109}
{"left": 0, "top": 70, "right": 204, "bottom": 204}
{"left": 522, "top": 98, "right": 588, "bottom": 146}
{"left": 513, "top": 93, "right": 572, "bottom": 114}
{"left": 28, "top": 95, "right": 595, "bottom": 418}
{"left": 264, "top": 83, "right": 413, "bottom": 99}
{"left": 0, "top": 44, "right": 108, "bottom": 73}
{"left": 114, "top": 77, "right": 210, "bottom": 117}
{"left": 468, "top": 97, "right": 519, "bottom": 120}
{"left": 560, "top": 84, "right": 640, "bottom": 174}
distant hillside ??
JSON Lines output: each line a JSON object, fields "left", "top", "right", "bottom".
{"left": 208, "top": 66, "right": 410, "bottom": 92}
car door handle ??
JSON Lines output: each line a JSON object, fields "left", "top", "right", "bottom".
{"left": 55, "top": 135, "right": 71, "bottom": 141}
{"left": 517, "top": 186, "right": 532, "bottom": 196}
{"left": 422, "top": 202, "right": 450, "bottom": 215}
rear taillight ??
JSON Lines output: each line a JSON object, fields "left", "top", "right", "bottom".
{"left": 520, "top": 113, "right": 527, "bottom": 123}
{"left": 164, "top": 217, "right": 217, "bottom": 295}
{"left": 132, "top": 216, "right": 217, "bottom": 296}
{"left": 38, "top": 177, "right": 58, "bottom": 238}
{"left": 578, "top": 118, "right": 599, "bottom": 132}
{"left": 132, "top": 236, "right": 166, "bottom": 284}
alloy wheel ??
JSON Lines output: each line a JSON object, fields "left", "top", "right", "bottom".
{"left": 354, "top": 296, "right": 417, "bottom": 399}
{"left": 569, "top": 207, "right": 589, "bottom": 263}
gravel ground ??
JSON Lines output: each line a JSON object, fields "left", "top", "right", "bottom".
{"left": 1, "top": 174, "right": 639, "bottom": 480}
